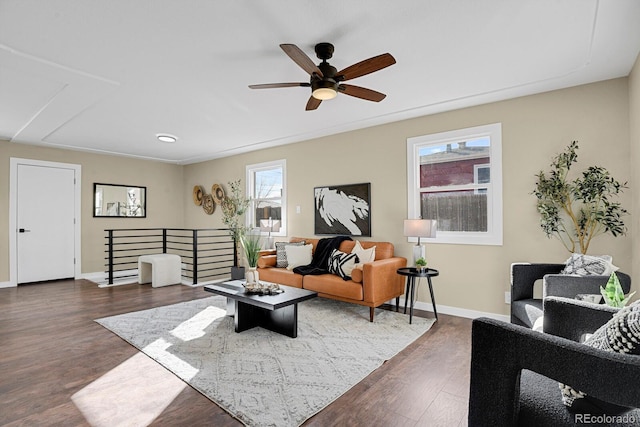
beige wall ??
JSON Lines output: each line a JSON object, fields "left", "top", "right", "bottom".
{"left": 1, "top": 77, "right": 634, "bottom": 316}
{"left": 0, "top": 141, "right": 184, "bottom": 281}
{"left": 184, "top": 78, "right": 632, "bottom": 316}
{"left": 630, "top": 52, "right": 640, "bottom": 297}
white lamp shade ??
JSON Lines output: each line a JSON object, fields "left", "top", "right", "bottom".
{"left": 404, "top": 219, "right": 437, "bottom": 238}
{"left": 259, "top": 219, "right": 281, "bottom": 233}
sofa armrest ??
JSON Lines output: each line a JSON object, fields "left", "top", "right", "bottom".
{"left": 361, "top": 257, "right": 407, "bottom": 303}
{"left": 257, "top": 251, "right": 277, "bottom": 268}
{"left": 469, "top": 318, "right": 640, "bottom": 426}
{"left": 544, "top": 272, "right": 631, "bottom": 299}
{"left": 511, "top": 263, "right": 565, "bottom": 302}
{"left": 543, "top": 296, "right": 618, "bottom": 341}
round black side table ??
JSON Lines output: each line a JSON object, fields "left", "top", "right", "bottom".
{"left": 396, "top": 267, "right": 440, "bottom": 324}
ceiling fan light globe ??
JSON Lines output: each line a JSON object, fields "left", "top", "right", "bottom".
{"left": 312, "top": 87, "right": 337, "bottom": 100}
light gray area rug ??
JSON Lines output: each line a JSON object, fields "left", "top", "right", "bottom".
{"left": 96, "top": 296, "right": 434, "bottom": 426}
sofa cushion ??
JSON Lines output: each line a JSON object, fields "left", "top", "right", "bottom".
{"left": 275, "top": 241, "right": 305, "bottom": 268}
{"left": 560, "top": 299, "right": 640, "bottom": 414}
{"left": 303, "top": 274, "right": 364, "bottom": 301}
{"left": 290, "top": 237, "right": 394, "bottom": 261}
{"left": 338, "top": 240, "right": 393, "bottom": 260}
{"left": 285, "top": 244, "right": 313, "bottom": 270}
{"left": 258, "top": 268, "right": 303, "bottom": 288}
{"left": 512, "top": 298, "right": 543, "bottom": 328}
{"left": 327, "top": 249, "right": 358, "bottom": 280}
{"left": 519, "top": 370, "right": 640, "bottom": 426}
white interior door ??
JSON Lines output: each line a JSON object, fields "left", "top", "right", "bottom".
{"left": 17, "top": 164, "right": 76, "bottom": 283}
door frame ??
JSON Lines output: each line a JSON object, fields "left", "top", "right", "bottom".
{"left": 9, "top": 158, "right": 82, "bottom": 287}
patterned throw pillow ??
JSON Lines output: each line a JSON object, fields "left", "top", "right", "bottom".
{"left": 561, "top": 254, "right": 618, "bottom": 276}
{"left": 560, "top": 299, "right": 640, "bottom": 414}
{"left": 275, "top": 241, "right": 305, "bottom": 268}
{"left": 328, "top": 249, "right": 359, "bottom": 280}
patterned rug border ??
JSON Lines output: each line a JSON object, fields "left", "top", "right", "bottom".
{"left": 96, "top": 296, "right": 435, "bottom": 426}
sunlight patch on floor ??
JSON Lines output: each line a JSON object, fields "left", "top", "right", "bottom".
{"left": 71, "top": 305, "right": 225, "bottom": 425}
{"left": 170, "top": 305, "right": 227, "bottom": 341}
{"left": 71, "top": 352, "right": 187, "bottom": 427}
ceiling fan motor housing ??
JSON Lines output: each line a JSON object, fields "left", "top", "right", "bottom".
{"left": 315, "top": 42, "right": 334, "bottom": 60}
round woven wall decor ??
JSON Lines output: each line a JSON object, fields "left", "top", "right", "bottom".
{"left": 211, "top": 184, "right": 225, "bottom": 204}
{"left": 202, "top": 193, "right": 215, "bottom": 214}
{"left": 193, "top": 185, "right": 205, "bottom": 206}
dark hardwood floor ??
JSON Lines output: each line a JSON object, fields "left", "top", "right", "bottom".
{"left": 0, "top": 279, "right": 471, "bottom": 426}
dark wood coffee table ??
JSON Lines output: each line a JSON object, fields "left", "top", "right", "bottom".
{"left": 204, "top": 281, "right": 317, "bottom": 338}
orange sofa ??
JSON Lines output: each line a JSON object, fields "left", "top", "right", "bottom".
{"left": 257, "top": 237, "right": 407, "bottom": 321}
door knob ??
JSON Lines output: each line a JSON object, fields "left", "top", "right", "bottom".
{"left": 18, "top": 228, "right": 31, "bottom": 233}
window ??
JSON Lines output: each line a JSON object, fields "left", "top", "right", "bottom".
{"left": 246, "top": 159, "right": 286, "bottom": 236}
{"left": 406, "top": 123, "right": 503, "bottom": 245}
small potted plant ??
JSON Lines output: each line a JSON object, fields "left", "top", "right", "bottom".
{"left": 415, "top": 257, "right": 427, "bottom": 272}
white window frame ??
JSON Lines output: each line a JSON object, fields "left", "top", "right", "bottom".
{"left": 246, "top": 159, "right": 286, "bottom": 237}
{"left": 406, "top": 123, "right": 503, "bottom": 246}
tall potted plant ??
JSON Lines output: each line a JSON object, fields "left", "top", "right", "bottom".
{"left": 242, "top": 231, "right": 262, "bottom": 284}
{"left": 221, "top": 179, "right": 251, "bottom": 278}
{"left": 532, "top": 141, "right": 627, "bottom": 254}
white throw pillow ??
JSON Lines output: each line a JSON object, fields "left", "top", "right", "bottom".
{"left": 352, "top": 240, "right": 376, "bottom": 266}
{"left": 285, "top": 244, "right": 313, "bottom": 270}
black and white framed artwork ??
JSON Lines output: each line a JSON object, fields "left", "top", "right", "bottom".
{"left": 314, "top": 182, "right": 371, "bottom": 236}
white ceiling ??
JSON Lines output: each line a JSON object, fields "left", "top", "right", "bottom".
{"left": 1, "top": 1, "right": 639, "bottom": 164}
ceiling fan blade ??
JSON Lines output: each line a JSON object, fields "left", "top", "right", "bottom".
{"left": 338, "top": 84, "right": 386, "bottom": 102}
{"left": 249, "top": 82, "right": 310, "bottom": 89}
{"left": 337, "top": 53, "right": 396, "bottom": 81}
{"left": 280, "top": 44, "right": 324, "bottom": 78}
{"left": 306, "top": 96, "right": 322, "bottom": 111}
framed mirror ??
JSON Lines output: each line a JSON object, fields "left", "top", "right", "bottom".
{"left": 94, "top": 183, "right": 146, "bottom": 217}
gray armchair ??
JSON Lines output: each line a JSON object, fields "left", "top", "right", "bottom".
{"left": 510, "top": 262, "right": 631, "bottom": 328}
{"left": 469, "top": 297, "right": 640, "bottom": 426}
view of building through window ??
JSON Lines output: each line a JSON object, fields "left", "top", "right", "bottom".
{"left": 418, "top": 137, "right": 491, "bottom": 232}
{"left": 407, "top": 123, "right": 502, "bottom": 246}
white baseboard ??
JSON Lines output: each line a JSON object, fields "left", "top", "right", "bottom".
{"left": 0, "top": 281, "right": 16, "bottom": 288}
{"left": 392, "top": 298, "right": 509, "bottom": 322}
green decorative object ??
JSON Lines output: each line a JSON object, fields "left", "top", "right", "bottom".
{"left": 415, "top": 257, "right": 427, "bottom": 267}
{"left": 600, "top": 272, "right": 635, "bottom": 308}
{"left": 533, "top": 141, "right": 627, "bottom": 254}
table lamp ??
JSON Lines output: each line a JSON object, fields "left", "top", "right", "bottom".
{"left": 404, "top": 219, "right": 437, "bottom": 265}
{"left": 259, "top": 217, "right": 281, "bottom": 249}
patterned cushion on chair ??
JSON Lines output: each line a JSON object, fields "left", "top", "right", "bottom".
{"left": 561, "top": 254, "right": 618, "bottom": 276}
{"left": 560, "top": 299, "right": 640, "bottom": 414}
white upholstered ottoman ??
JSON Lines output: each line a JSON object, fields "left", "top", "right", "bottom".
{"left": 138, "top": 254, "right": 181, "bottom": 287}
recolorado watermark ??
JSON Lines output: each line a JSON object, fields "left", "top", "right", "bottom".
{"left": 575, "top": 413, "right": 637, "bottom": 424}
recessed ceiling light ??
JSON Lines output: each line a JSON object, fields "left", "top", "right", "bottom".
{"left": 156, "top": 134, "right": 177, "bottom": 143}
